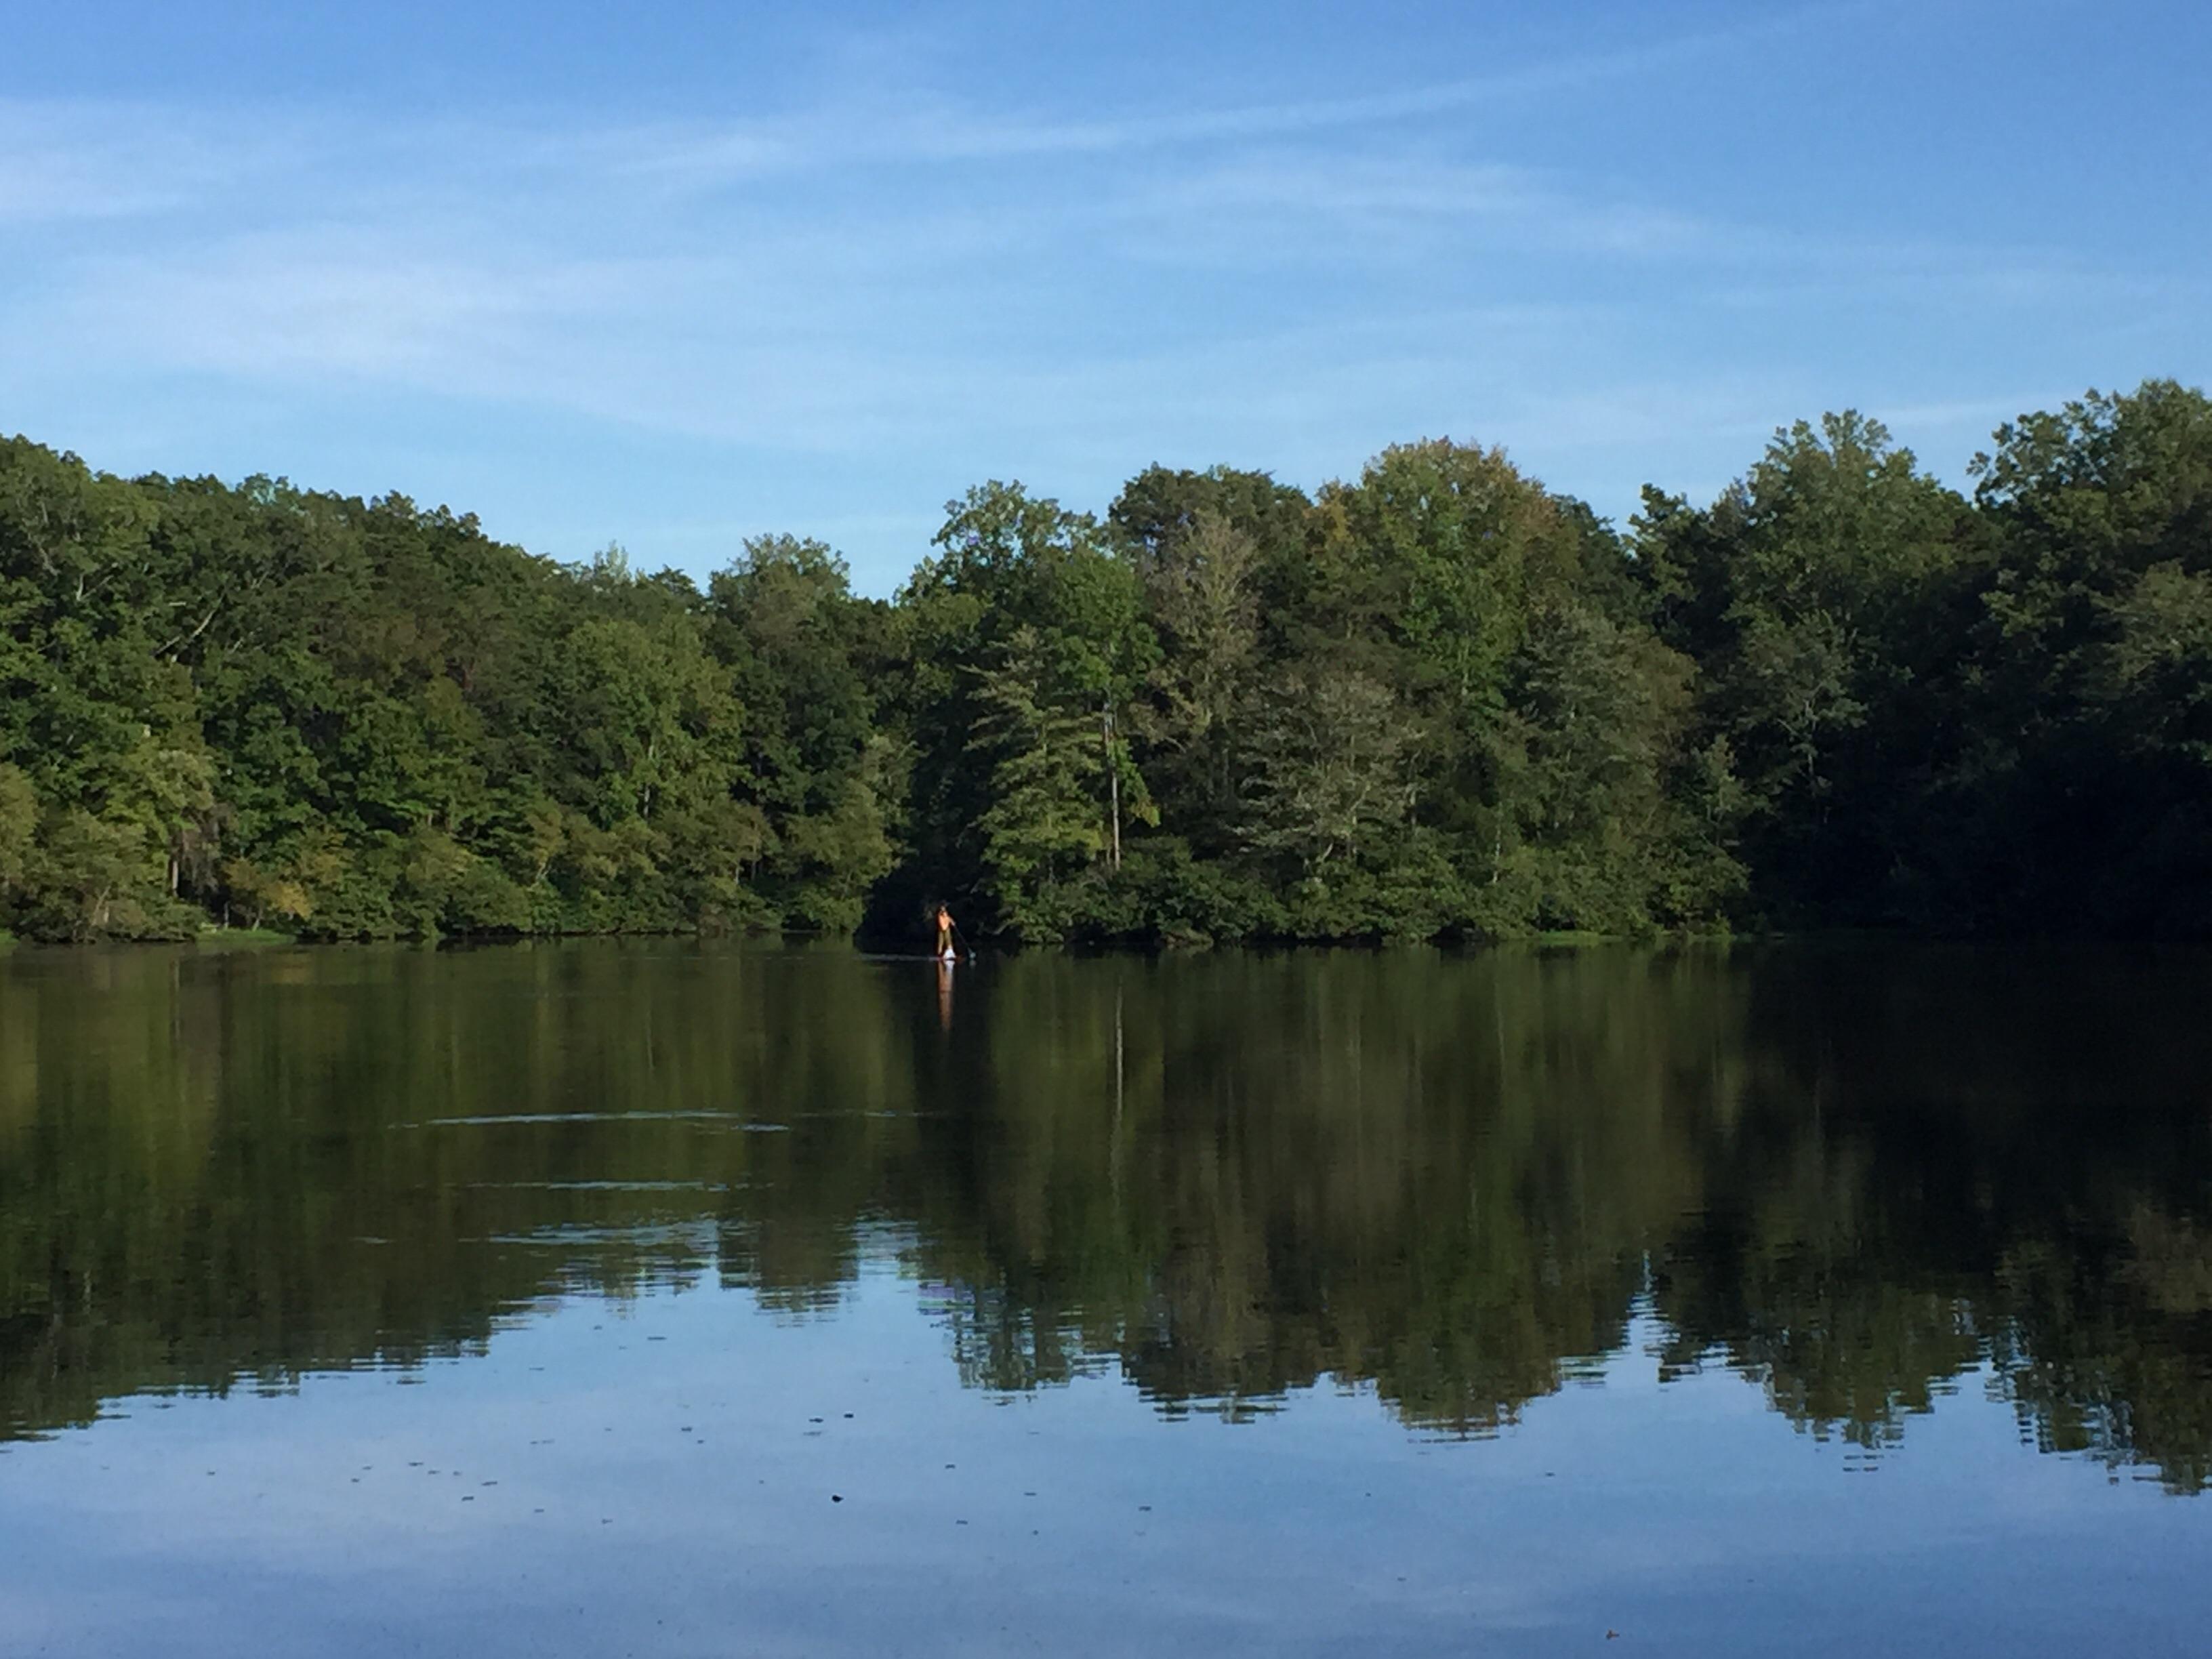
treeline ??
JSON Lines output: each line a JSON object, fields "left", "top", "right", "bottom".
{"left": 3, "top": 377, "right": 2207, "bottom": 944}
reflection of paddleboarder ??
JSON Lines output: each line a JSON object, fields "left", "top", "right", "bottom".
{"left": 934, "top": 904, "right": 956, "bottom": 960}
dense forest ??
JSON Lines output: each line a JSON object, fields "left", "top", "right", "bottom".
{"left": 3, "top": 376, "right": 2207, "bottom": 945}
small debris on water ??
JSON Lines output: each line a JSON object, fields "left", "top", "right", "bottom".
{"left": 831, "top": 1494, "right": 843, "bottom": 1503}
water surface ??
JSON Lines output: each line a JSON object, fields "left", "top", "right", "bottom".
{"left": 3, "top": 941, "right": 2211, "bottom": 1655}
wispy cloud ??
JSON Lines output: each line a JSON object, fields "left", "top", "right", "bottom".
{"left": 1110, "top": 154, "right": 1730, "bottom": 268}
{"left": 598, "top": 0, "right": 1879, "bottom": 186}
{"left": 1, "top": 0, "right": 2198, "bottom": 585}
{"left": 0, "top": 101, "right": 304, "bottom": 222}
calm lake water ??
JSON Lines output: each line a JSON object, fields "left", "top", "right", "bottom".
{"left": 3, "top": 940, "right": 2211, "bottom": 1656}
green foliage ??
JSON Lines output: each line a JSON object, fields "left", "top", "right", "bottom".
{"left": 1241, "top": 663, "right": 1414, "bottom": 876}
{"left": 0, "top": 439, "right": 908, "bottom": 943}
{"left": 886, "top": 480, "right": 1158, "bottom": 941}
{"left": 4, "top": 377, "right": 2210, "bottom": 945}
{"left": 1633, "top": 412, "right": 1986, "bottom": 925}
{"left": 1126, "top": 509, "right": 1266, "bottom": 853}
{"left": 966, "top": 626, "right": 1113, "bottom": 939}
{"left": 706, "top": 535, "right": 895, "bottom": 928}
{"left": 0, "top": 765, "right": 36, "bottom": 893}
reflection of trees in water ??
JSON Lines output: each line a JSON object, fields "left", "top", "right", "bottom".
{"left": 1647, "top": 948, "right": 2212, "bottom": 1489}
{"left": 3, "top": 943, "right": 2209, "bottom": 1490}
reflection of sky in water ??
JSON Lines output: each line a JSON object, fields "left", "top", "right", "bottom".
{"left": 8, "top": 940, "right": 2212, "bottom": 1652}
{"left": 5, "top": 1263, "right": 2209, "bottom": 1659}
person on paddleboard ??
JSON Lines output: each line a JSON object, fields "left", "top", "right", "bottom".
{"left": 934, "top": 904, "right": 956, "bottom": 960}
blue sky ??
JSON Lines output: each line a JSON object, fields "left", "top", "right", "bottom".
{"left": 4, "top": 1, "right": 2207, "bottom": 594}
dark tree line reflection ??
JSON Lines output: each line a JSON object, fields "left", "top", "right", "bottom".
{"left": 3, "top": 943, "right": 2209, "bottom": 1488}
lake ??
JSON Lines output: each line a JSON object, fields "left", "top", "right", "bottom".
{"left": 3, "top": 939, "right": 2211, "bottom": 1656}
